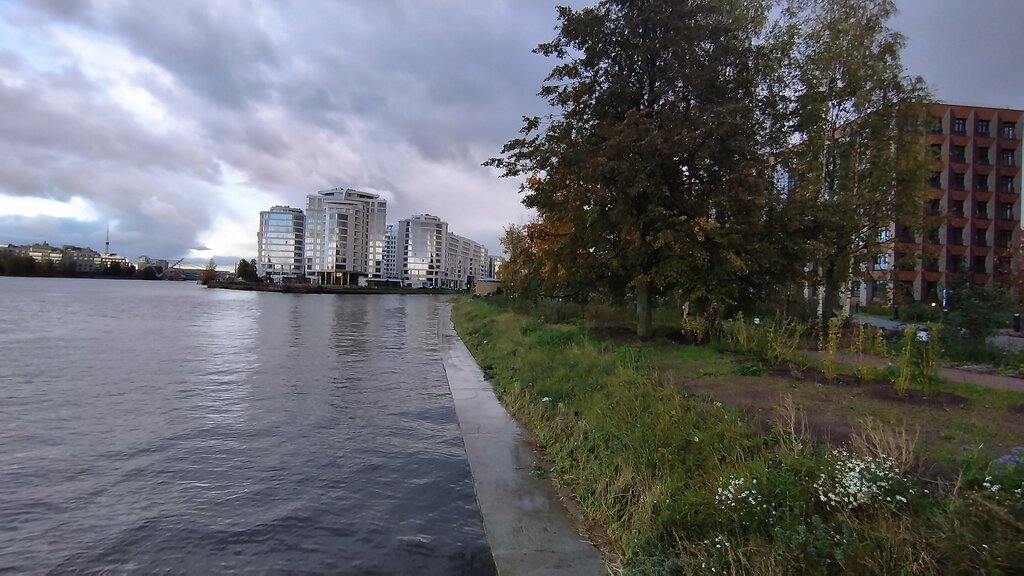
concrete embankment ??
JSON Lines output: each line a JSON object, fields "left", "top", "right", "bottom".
{"left": 439, "top": 303, "right": 607, "bottom": 575}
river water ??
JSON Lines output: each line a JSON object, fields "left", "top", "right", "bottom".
{"left": 0, "top": 277, "right": 495, "bottom": 574}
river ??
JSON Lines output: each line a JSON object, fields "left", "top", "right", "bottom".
{"left": 0, "top": 277, "right": 495, "bottom": 574}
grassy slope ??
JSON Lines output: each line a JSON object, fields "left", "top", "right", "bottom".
{"left": 452, "top": 297, "right": 1024, "bottom": 575}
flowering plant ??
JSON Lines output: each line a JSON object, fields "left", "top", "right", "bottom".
{"left": 813, "top": 448, "right": 913, "bottom": 510}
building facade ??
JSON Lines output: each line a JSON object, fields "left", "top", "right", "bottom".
{"left": 443, "top": 233, "right": 488, "bottom": 290}
{"left": 399, "top": 214, "right": 448, "bottom": 288}
{"left": 303, "top": 188, "right": 387, "bottom": 285}
{"left": 257, "top": 205, "right": 306, "bottom": 283}
{"left": 860, "top": 103, "right": 1022, "bottom": 305}
{"left": 383, "top": 224, "right": 399, "bottom": 281}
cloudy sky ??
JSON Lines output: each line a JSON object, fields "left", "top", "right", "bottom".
{"left": 1, "top": 1, "right": 1022, "bottom": 266}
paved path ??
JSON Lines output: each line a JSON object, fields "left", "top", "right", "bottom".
{"left": 439, "top": 303, "right": 608, "bottom": 576}
{"left": 804, "top": 350, "right": 1024, "bottom": 392}
{"left": 852, "top": 314, "right": 1024, "bottom": 351}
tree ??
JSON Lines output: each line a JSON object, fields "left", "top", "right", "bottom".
{"left": 780, "top": 0, "right": 931, "bottom": 321}
{"left": 200, "top": 258, "right": 217, "bottom": 286}
{"left": 487, "top": 0, "right": 785, "bottom": 338}
{"left": 236, "top": 258, "right": 253, "bottom": 281}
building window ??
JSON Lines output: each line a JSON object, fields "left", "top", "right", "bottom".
{"left": 875, "top": 254, "right": 890, "bottom": 271}
{"left": 974, "top": 255, "right": 988, "bottom": 273}
{"left": 931, "top": 117, "right": 943, "bottom": 134}
{"left": 953, "top": 145, "right": 966, "bottom": 163}
{"left": 1002, "top": 176, "right": 1015, "bottom": 193}
{"left": 930, "top": 144, "right": 942, "bottom": 158}
{"left": 1000, "top": 203, "right": 1014, "bottom": 220}
{"left": 928, "top": 200, "right": 941, "bottom": 216}
{"left": 975, "top": 201, "right": 988, "bottom": 219}
{"left": 949, "top": 254, "right": 964, "bottom": 273}
{"left": 997, "top": 229, "right": 1013, "bottom": 248}
{"left": 974, "top": 229, "right": 988, "bottom": 247}
{"left": 929, "top": 172, "right": 941, "bottom": 188}
{"left": 997, "top": 257, "right": 1013, "bottom": 274}
{"left": 1001, "top": 149, "right": 1016, "bottom": 166}
{"left": 1002, "top": 122, "right": 1017, "bottom": 139}
{"left": 927, "top": 227, "right": 941, "bottom": 244}
{"left": 951, "top": 200, "right": 965, "bottom": 217}
{"left": 977, "top": 146, "right": 990, "bottom": 165}
{"left": 950, "top": 227, "right": 964, "bottom": 245}
{"left": 976, "top": 174, "right": 989, "bottom": 192}
{"left": 978, "top": 120, "right": 990, "bottom": 136}
{"left": 954, "top": 118, "right": 966, "bottom": 134}
{"left": 954, "top": 172, "right": 965, "bottom": 190}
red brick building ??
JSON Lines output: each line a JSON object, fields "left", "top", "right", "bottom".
{"left": 861, "top": 103, "right": 1022, "bottom": 305}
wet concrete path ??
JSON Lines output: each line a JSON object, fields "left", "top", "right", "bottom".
{"left": 439, "top": 303, "right": 607, "bottom": 575}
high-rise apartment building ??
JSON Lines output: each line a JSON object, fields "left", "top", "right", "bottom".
{"left": 257, "top": 205, "right": 305, "bottom": 283}
{"left": 399, "top": 214, "right": 448, "bottom": 288}
{"left": 383, "top": 224, "right": 399, "bottom": 281}
{"left": 859, "top": 103, "right": 1022, "bottom": 304}
{"left": 443, "top": 233, "right": 488, "bottom": 290}
{"left": 303, "top": 188, "right": 387, "bottom": 285}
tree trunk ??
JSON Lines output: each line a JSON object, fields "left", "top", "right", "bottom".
{"left": 636, "top": 282, "right": 653, "bottom": 340}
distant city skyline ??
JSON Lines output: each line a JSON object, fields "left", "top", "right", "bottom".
{"left": 1, "top": 1, "right": 1022, "bottom": 266}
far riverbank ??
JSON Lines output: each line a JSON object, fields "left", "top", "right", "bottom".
{"left": 207, "top": 281, "right": 461, "bottom": 295}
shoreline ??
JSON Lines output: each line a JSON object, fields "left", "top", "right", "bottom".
{"left": 439, "top": 302, "right": 608, "bottom": 575}
{"left": 207, "top": 281, "right": 461, "bottom": 295}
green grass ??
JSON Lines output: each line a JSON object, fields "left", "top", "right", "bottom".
{"left": 453, "top": 297, "right": 1024, "bottom": 575}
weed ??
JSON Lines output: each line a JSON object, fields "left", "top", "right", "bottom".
{"left": 735, "top": 362, "right": 767, "bottom": 377}
{"left": 850, "top": 416, "right": 919, "bottom": 474}
{"left": 822, "top": 315, "right": 844, "bottom": 381}
{"left": 892, "top": 324, "right": 942, "bottom": 396}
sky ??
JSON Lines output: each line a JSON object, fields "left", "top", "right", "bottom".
{"left": 0, "top": 0, "right": 1022, "bottom": 267}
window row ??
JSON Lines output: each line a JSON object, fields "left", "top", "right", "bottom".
{"left": 932, "top": 172, "right": 1017, "bottom": 193}
{"left": 932, "top": 118, "right": 1017, "bottom": 139}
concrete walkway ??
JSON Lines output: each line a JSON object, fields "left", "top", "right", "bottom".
{"left": 439, "top": 303, "right": 607, "bottom": 576}
{"left": 852, "top": 313, "right": 1024, "bottom": 351}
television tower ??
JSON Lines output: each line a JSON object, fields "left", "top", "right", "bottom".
{"left": 105, "top": 225, "right": 110, "bottom": 255}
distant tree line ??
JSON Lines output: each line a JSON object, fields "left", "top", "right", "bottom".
{"left": 0, "top": 253, "right": 136, "bottom": 278}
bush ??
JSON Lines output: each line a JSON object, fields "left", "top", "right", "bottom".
{"left": 945, "top": 287, "right": 1014, "bottom": 340}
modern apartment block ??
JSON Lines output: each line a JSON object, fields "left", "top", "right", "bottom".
{"left": 396, "top": 214, "right": 489, "bottom": 289}
{"left": 399, "top": 214, "right": 448, "bottom": 288}
{"left": 257, "top": 205, "right": 305, "bottom": 283}
{"left": 860, "top": 103, "right": 1022, "bottom": 304}
{"left": 303, "top": 188, "right": 387, "bottom": 285}
{"left": 443, "top": 233, "right": 488, "bottom": 290}
{"left": 383, "top": 224, "right": 399, "bottom": 281}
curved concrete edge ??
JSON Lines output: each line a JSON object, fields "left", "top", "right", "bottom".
{"left": 439, "top": 302, "right": 608, "bottom": 576}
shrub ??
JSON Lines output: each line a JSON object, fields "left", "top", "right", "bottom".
{"left": 945, "top": 286, "right": 1015, "bottom": 340}
{"left": 892, "top": 324, "right": 942, "bottom": 396}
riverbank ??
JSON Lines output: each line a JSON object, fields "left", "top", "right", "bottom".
{"left": 451, "top": 297, "right": 1024, "bottom": 574}
{"left": 438, "top": 303, "right": 607, "bottom": 575}
{"left": 207, "top": 281, "right": 460, "bottom": 295}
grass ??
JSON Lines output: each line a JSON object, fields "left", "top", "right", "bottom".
{"left": 452, "top": 296, "right": 1024, "bottom": 575}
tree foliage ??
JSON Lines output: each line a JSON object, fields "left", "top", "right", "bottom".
{"left": 200, "top": 258, "right": 217, "bottom": 286}
{"left": 488, "top": 0, "right": 930, "bottom": 337}
{"left": 235, "top": 258, "right": 260, "bottom": 282}
{"left": 487, "top": 0, "right": 794, "bottom": 337}
{"left": 779, "top": 0, "right": 931, "bottom": 318}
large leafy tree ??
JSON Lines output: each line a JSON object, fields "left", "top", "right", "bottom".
{"left": 780, "top": 0, "right": 931, "bottom": 319}
{"left": 488, "top": 0, "right": 788, "bottom": 338}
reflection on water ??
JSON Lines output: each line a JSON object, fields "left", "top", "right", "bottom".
{"left": 0, "top": 278, "right": 494, "bottom": 574}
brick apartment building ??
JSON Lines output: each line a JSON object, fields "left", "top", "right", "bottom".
{"left": 860, "top": 103, "right": 1022, "bottom": 305}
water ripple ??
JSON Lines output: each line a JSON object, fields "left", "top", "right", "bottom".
{"left": 0, "top": 279, "right": 493, "bottom": 574}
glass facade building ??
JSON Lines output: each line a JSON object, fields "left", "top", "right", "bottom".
{"left": 257, "top": 206, "right": 305, "bottom": 283}
{"left": 304, "top": 188, "right": 387, "bottom": 286}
